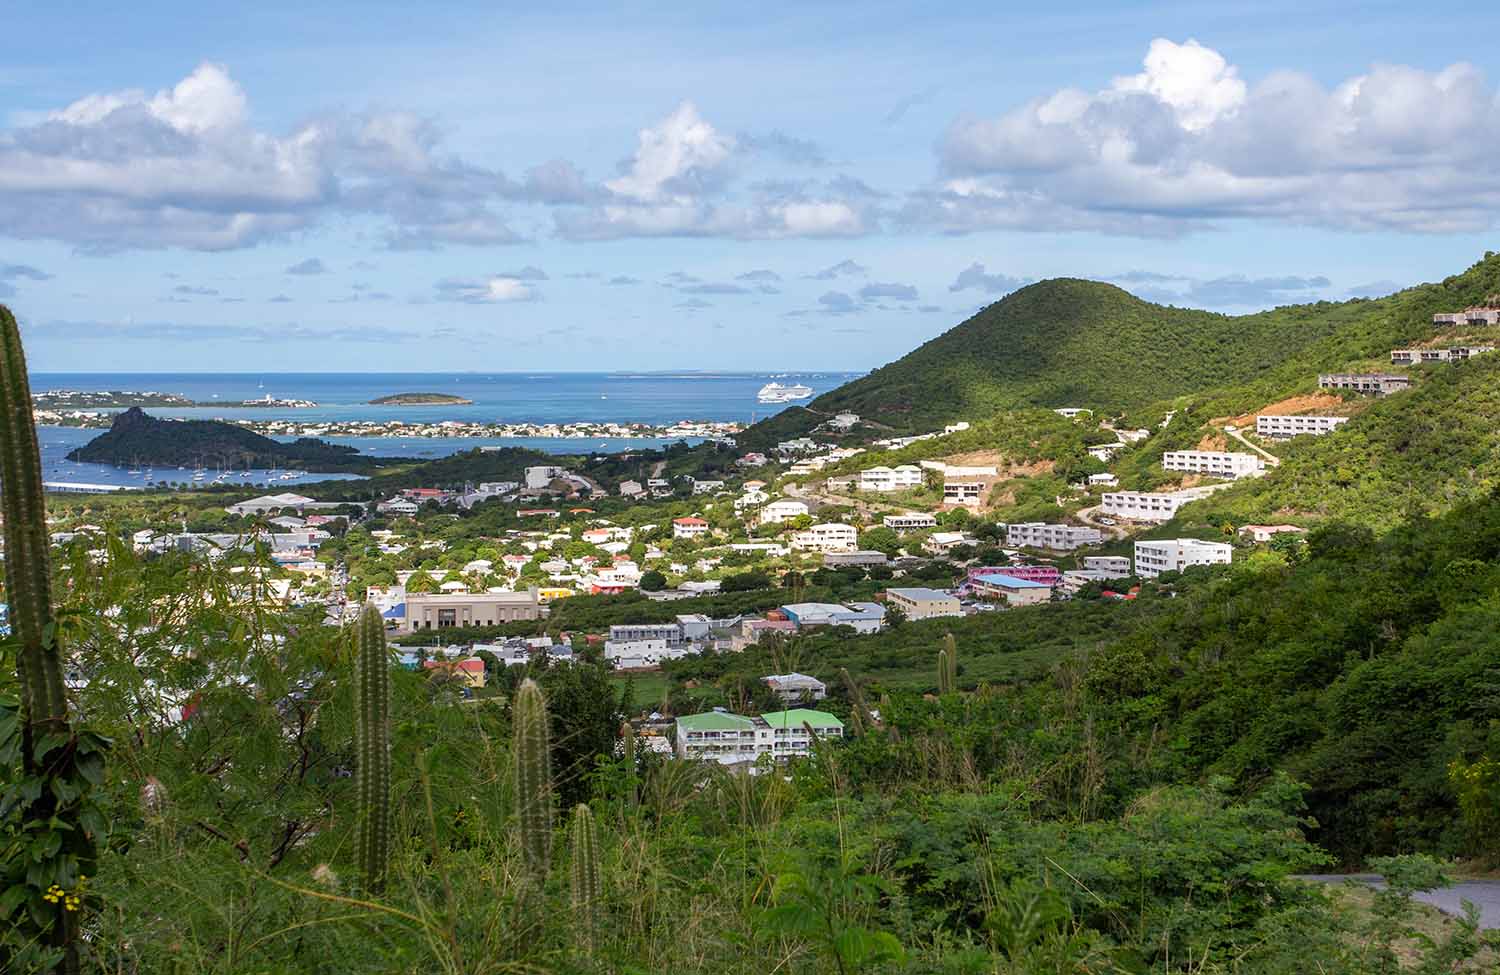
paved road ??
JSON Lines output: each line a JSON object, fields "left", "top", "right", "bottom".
{"left": 1299, "top": 874, "right": 1500, "bottom": 929}
{"left": 1075, "top": 504, "right": 1128, "bottom": 540}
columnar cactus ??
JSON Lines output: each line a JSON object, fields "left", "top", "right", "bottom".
{"left": 569, "top": 803, "right": 601, "bottom": 951}
{"left": 937, "top": 648, "right": 952, "bottom": 695}
{"left": 0, "top": 306, "right": 68, "bottom": 767}
{"left": 944, "top": 633, "right": 958, "bottom": 692}
{"left": 354, "top": 603, "right": 391, "bottom": 892}
{"left": 513, "top": 678, "right": 553, "bottom": 882}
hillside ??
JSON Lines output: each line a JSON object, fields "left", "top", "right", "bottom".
{"left": 746, "top": 255, "right": 1500, "bottom": 438}
{"left": 67, "top": 407, "right": 379, "bottom": 472}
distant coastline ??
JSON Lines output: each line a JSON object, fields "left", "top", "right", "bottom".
{"left": 369, "top": 392, "right": 474, "bottom": 406}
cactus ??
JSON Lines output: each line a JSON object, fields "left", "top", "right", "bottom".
{"left": 840, "top": 667, "right": 872, "bottom": 736}
{"left": 569, "top": 803, "right": 601, "bottom": 952}
{"left": 354, "top": 603, "right": 391, "bottom": 892}
{"left": 937, "top": 648, "right": 952, "bottom": 695}
{"left": 0, "top": 305, "right": 68, "bottom": 768}
{"left": 621, "top": 721, "right": 638, "bottom": 807}
{"left": 944, "top": 633, "right": 958, "bottom": 692}
{"left": 513, "top": 678, "right": 553, "bottom": 882}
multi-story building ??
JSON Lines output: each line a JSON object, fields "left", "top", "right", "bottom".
{"left": 674, "top": 708, "right": 845, "bottom": 766}
{"left": 1255, "top": 415, "right": 1349, "bottom": 439}
{"left": 1005, "top": 522, "right": 1102, "bottom": 551}
{"left": 1318, "top": 373, "right": 1411, "bottom": 396}
{"left": 1083, "top": 555, "right": 1132, "bottom": 575}
{"left": 789, "top": 523, "right": 858, "bottom": 553}
{"left": 844, "top": 465, "right": 923, "bottom": 492}
{"left": 401, "top": 590, "right": 541, "bottom": 632}
{"left": 1390, "top": 346, "right": 1496, "bottom": 364}
{"left": 1161, "top": 451, "right": 1265, "bottom": 479}
{"left": 943, "top": 481, "right": 985, "bottom": 506}
{"left": 1133, "top": 538, "right": 1233, "bottom": 579}
{"left": 885, "top": 587, "right": 963, "bottom": 620}
{"left": 1100, "top": 491, "right": 1193, "bottom": 523}
{"left": 883, "top": 513, "right": 938, "bottom": 532}
{"left": 1432, "top": 308, "right": 1500, "bottom": 327}
{"left": 672, "top": 517, "right": 710, "bottom": 539}
{"left": 757, "top": 499, "right": 810, "bottom": 524}
{"left": 608, "top": 622, "right": 685, "bottom": 645}
{"left": 964, "top": 565, "right": 1061, "bottom": 586}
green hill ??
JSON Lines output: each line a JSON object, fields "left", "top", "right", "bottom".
{"left": 67, "top": 407, "right": 378, "bottom": 472}
{"left": 747, "top": 254, "right": 1500, "bottom": 438}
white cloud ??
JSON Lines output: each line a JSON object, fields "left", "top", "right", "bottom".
{"left": 434, "top": 275, "right": 539, "bottom": 303}
{"left": 606, "top": 101, "right": 735, "bottom": 202}
{"left": 927, "top": 40, "right": 1500, "bottom": 235}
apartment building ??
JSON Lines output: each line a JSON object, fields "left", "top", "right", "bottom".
{"left": 1318, "top": 373, "right": 1412, "bottom": 396}
{"left": 1134, "top": 538, "right": 1233, "bottom": 579}
{"left": 757, "top": 499, "right": 810, "bottom": 524}
{"left": 1432, "top": 308, "right": 1500, "bottom": 327}
{"left": 1255, "top": 415, "right": 1349, "bottom": 439}
{"left": 1100, "top": 491, "right": 1193, "bottom": 523}
{"left": 850, "top": 465, "right": 923, "bottom": 492}
{"left": 885, "top": 587, "right": 963, "bottom": 621}
{"left": 672, "top": 517, "right": 710, "bottom": 539}
{"left": 883, "top": 513, "right": 938, "bottom": 532}
{"left": 790, "top": 523, "right": 858, "bottom": 553}
{"left": 401, "top": 590, "right": 541, "bottom": 632}
{"left": 943, "top": 481, "right": 985, "bottom": 507}
{"left": 1390, "top": 346, "right": 1496, "bottom": 364}
{"left": 608, "top": 622, "right": 685, "bottom": 645}
{"left": 969, "top": 572, "right": 1052, "bottom": 607}
{"left": 1005, "top": 522, "right": 1103, "bottom": 551}
{"left": 1161, "top": 451, "right": 1265, "bottom": 479}
{"left": 1083, "top": 555, "right": 1132, "bottom": 575}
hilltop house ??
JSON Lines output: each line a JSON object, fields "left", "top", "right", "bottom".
{"left": 923, "top": 531, "right": 975, "bottom": 555}
{"left": 1239, "top": 524, "right": 1307, "bottom": 543}
{"left": 779, "top": 602, "right": 886, "bottom": 634}
{"left": 943, "top": 481, "right": 985, "bottom": 507}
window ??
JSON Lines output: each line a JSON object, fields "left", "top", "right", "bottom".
{"left": 437, "top": 609, "right": 457, "bottom": 628}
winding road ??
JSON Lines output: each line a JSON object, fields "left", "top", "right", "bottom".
{"left": 1299, "top": 875, "right": 1500, "bottom": 929}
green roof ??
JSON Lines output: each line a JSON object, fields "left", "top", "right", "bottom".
{"left": 760, "top": 709, "right": 844, "bottom": 730}
{"left": 676, "top": 711, "right": 757, "bottom": 732}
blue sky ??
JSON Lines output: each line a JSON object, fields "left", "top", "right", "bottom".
{"left": 3, "top": 0, "right": 1499, "bottom": 371}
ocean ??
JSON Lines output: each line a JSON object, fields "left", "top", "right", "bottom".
{"left": 33, "top": 371, "right": 859, "bottom": 491}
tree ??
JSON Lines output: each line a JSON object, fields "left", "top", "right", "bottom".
{"left": 857, "top": 526, "right": 901, "bottom": 557}
{"left": 639, "top": 569, "right": 667, "bottom": 591}
{"left": 722, "top": 569, "right": 772, "bottom": 592}
{"left": 537, "top": 662, "right": 624, "bottom": 808}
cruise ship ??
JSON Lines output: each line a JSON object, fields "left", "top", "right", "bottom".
{"left": 757, "top": 382, "right": 814, "bottom": 404}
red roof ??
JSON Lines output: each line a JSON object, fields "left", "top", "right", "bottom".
{"left": 674, "top": 517, "right": 708, "bottom": 525}
{"left": 423, "top": 658, "right": 484, "bottom": 672}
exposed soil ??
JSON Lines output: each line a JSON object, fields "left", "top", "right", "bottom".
{"left": 1216, "top": 392, "right": 1351, "bottom": 428}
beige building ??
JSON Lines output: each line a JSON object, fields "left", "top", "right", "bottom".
{"left": 1318, "top": 373, "right": 1411, "bottom": 396}
{"left": 885, "top": 587, "right": 962, "bottom": 620}
{"left": 402, "top": 589, "right": 541, "bottom": 632}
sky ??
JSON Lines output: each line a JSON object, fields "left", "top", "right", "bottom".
{"left": 4, "top": 0, "right": 1500, "bottom": 372}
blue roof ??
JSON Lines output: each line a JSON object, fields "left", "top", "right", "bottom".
{"left": 973, "top": 572, "right": 1048, "bottom": 589}
{"left": 382, "top": 602, "right": 406, "bottom": 618}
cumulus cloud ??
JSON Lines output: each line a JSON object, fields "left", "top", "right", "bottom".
{"left": 286, "top": 258, "right": 327, "bottom": 275}
{"left": 948, "top": 262, "right": 1025, "bottom": 294}
{"left": 859, "top": 281, "right": 918, "bottom": 301}
{"left": 21, "top": 318, "right": 420, "bottom": 343}
{"left": 1109, "top": 269, "right": 1332, "bottom": 308}
{"left": 807, "top": 259, "right": 868, "bottom": 280}
{"left": 434, "top": 275, "right": 539, "bottom": 303}
{"left": 818, "top": 291, "right": 858, "bottom": 314}
{"left": 922, "top": 39, "right": 1500, "bottom": 235}
{"left": 737, "top": 130, "right": 828, "bottom": 166}
{"left": 0, "top": 63, "right": 523, "bottom": 251}
{"left": 496, "top": 265, "right": 548, "bottom": 280}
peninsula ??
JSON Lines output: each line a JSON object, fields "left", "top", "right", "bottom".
{"left": 369, "top": 392, "right": 474, "bottom": 405}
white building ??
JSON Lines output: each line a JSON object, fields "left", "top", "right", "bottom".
{"left": 1006, "top": 522, "right": 1102, "bottom": 551}
{"left": 1161, "top": 450, "right": 1265, "bottom": 479}
{"left": 758, "top": 499, "right": 810, "bottom": 524}
{"left": 1255, "top": 415, "right": 1349, "bottom": 439}
{"left": 672, "top": 517, "right": 710, "bottom": 539}
{"left": 1134, "top": 538, "right": 1233, "bottom": 579}
{"left": 691, "top": 479, "right": 726, "bottom": 495}
{"left": 1101, "top": 491, "right": 1194, "bottom": 523}
{"left": 1083, "top": 555, "right": 1132, "bottom": 575}
{"left": 524, "top": 465, "right": 567, "bottom": 490}
{"left": 790, "top": 523, "right": 858, "bottom": 553}
{"left": 763, "top": 673, "right": 828, "bottom": 703}
{"left": 943, "top": 481, "right": 985, "bottom": 507}
{"left": 1087, "top": 442, "right": 1126, "bottom": 462}
{"left": 828, "top": 413, "right": 860, "bottom": 430}
{"left": 846, "top": 465, "right": 923, "bottom": 492}
{"left": 674, "top": 709, "right": 844, "bottom": 766}
{"left": 883, "top": 513, "right": 938, "bottom": 532}
{"left": 924, "top": 531, "right": 975, "bottom": 555}
{"left": 1239, "top": 524, "right": 1307, "bottom": 544}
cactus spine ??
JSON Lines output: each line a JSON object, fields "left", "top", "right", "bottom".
{"left": 354, "top": 603, "right": 392, "bottom": 892}
{"left": 569, "top": 803, "right": 601, "bottom": 951}
{"left": 944, "top": 633, "right": 958, "bottom": 692}
{"left": 0, "top": 305, "right": 68, "bottom": 766}
{"left": 514, "top": 678, "right": 553, "bottom": 882}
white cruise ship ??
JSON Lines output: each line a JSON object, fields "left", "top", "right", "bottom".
{"left": 757, "top": 382, "right": 814, "bottom": 404}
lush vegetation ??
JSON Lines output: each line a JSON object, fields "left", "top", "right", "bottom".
{"left": 66, "top": 406, "right": 380, "bottom": 472}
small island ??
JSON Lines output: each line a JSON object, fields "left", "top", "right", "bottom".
{"left": 368, "top": 392, "right": 474, "bottom": 406}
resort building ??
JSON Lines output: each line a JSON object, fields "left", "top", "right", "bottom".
{"left": 1161, "top": 451, "right": 1265, "bottom": 479}
{"left": 400, "top": 590, "right": 541, "bottom": 632}
{"left": 969, "top": 572, "right": 1052, "bottom": 607}
{"left": 672, "top": 517, "right": 710, "bottom": 539}
{"left": 757, "top": 499, "right": 810, "bottom": 525}
{"left": 1318, "top": 373, "right": 1412, "bottom": 396}
{"left": 885, "top": 587, "right": 963, "bottom": 621}
{"left": 790, "top": 523, "right": 858, "bottom": 553}
{"left": 762, "top": 673, "right": 827, "bottom": 703}
{"left": 1433, "top": 307, "right": 1500, "bottom": 327}
{"left": 674, "top": 711, "right": 761, "bottom": 765}
{"left": 1005, "top": 522, "right": 1102, "bottom": 551}
{"left": 943, "top": 481, "right": 985, "bottom": 507}
{"left": 1133, "top": 539, "right": 1233, "bottom": 579}
{"left": 883, "top": 513, "right": 938, "bottom": 532}
{"left": 1255, "top": 415, "right": 1349, "bottom": 439}
{"left": 1100, "top": 490, "right": 1195, "bottom": 523}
